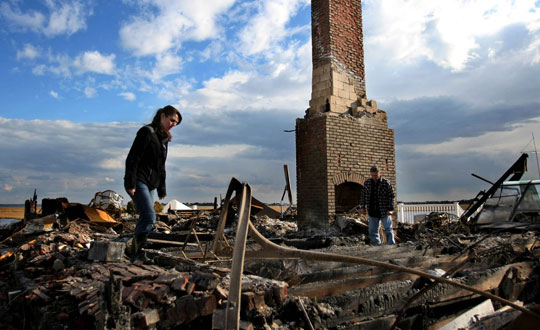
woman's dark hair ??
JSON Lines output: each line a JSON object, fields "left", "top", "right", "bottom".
{"left": 150, "top": 105, "right": 182, "bottom": 141}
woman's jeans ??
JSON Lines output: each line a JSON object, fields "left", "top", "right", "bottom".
{"left": 368, "top": 215, "right": 395, "bottom": 246}
{"left": 129, "top": 181, "right": 156, "bottom": 234}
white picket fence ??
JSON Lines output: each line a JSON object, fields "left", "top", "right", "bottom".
{"left": 397, "top": 202, "right": 464, "bottom": 224}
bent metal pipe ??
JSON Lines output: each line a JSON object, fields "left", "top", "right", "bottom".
{"left": 214, "top": 178, "right": 540, "bottom": 329}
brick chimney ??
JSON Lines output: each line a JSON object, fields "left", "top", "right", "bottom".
{"left": 296, "top": 0, "right": 397, "bottom": 228}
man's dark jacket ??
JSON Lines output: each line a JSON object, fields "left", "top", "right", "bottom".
{"left": 124, "top": 125, "right": 168, "bottom": 199}
{"left": 360, "top": 177, "right": 395, "bottom": 217}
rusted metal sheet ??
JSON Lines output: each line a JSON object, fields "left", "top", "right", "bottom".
{"left": 82, "top": 205, "right": 117, "bottom": 224}
{"left": 63, "top": 203, "right": 118, "bottom": 224}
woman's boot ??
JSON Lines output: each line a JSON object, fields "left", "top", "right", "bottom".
{"left": 133, "top": 233, "right": 154, "bottom": 264}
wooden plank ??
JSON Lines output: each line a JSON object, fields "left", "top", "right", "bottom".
{"left": 325, "top": 314, "right": 396, "bottom": 329}
{"left": 294, "top": 254, "right": 468, "bottom": 285}
{"left": 289, "top": 271, "right": 422, "bottom": 298}
{"left": 289, "top": 261, "right": 534, "bottom": 300}
{"left": 429, "top": 262, "right": 533, "bottom": 303}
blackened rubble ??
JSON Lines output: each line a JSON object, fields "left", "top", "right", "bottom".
{"left": 0, "top": 195, "right": 291, "bottom": 329}
{"left": 1, "top": 189, "right": 540, "bottom": 329}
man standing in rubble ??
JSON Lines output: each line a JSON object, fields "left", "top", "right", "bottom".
{"left": 124, "top": 105, "right": 181, "bottom": 262}
{"left": 360, "top": 166, "right": 396, "bottom": 246}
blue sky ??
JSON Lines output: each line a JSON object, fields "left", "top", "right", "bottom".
{"left": 1, "top": 0, "right": 540, "bottom": 205}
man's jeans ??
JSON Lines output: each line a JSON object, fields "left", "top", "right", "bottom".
{"left": 129, "top": 181, "right": 156, "bottom": 234}
{"left": 368, "top": 215, "right": 395, "bottom": 246}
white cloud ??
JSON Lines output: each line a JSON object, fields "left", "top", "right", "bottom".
{"left": 16, "top": 44, "right": 40, "bottom": 60}
{"left": 119, "top": 92, "right": 136, "bottom": 101}
{"left": 50, "top": 90, "right": 60, "bottom": 99}
{"left": 73, "top": 51, "right": 116, "bottom": 75}
{"left": 44, "top": 0, "right": 90, "bottom": 37}
{"left": 528, "top": 38, "right": 540, "bottom": 64}
{"left": 6, "top": 0, "right": 539, "bottom": 205}
{"left": 85, "top": 87, "right": 97, "bottom": 98}
{"left": 238, "top": 0, "right": 308, "bottom": 56}
{"left": 32, "top": 65, "right": 46, "bottom": 75}
{"left": 164, "top": 0, "right": 312, "bottom": 113}
{"left": 181, "top": 37, "right": 312, "bottom": 113}
{"left": 100, "top": 154, "right": 125, "bottom": 170}
{"left": 0, "top": 2, "right": 45, "bottom": 32}
{"left": 119, "top": 0, "right": 235, "bottom": 56}
{"left": 0, "top": 1, "right": 90, "bottom": 37}
{"left": 169, "top": 144, "right": 254, "bottom": 158}
{"left": 33, "top": 53, "right": 72, "bottom": 77}
{"left": 178, "top": 1, "right": 235, "bottom": 41}
{"left": 194, "top": 71, "right": 251, "bottom": 109}
{"left": 0, "top": 117, "right": 294, "bottom": 203}
{"left": 199, "top": 40, "right": 224, "bottom": 62}
{"left": 29, "top": 51, "right": 115, "bottom": 77}
{"left": 400, "top": 116, "right": 540, "bottom": 156}
{"left": 151, "top": 53, "right": 183, "bottom": 80}
{"left": 120, "top": 15, "right": 184, "bottom": 56}
{"left": 3, "top": 184, "right": 13, "bottom": 192}
{"left": 157, "top": 79, "right": 193, "bottom": 101}
{"left": 364, "top": 0, "right": 540, "bottom": 71}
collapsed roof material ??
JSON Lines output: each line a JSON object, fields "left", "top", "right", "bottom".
{"left": 5, "top": 177, "right": 540, "bottom": 328}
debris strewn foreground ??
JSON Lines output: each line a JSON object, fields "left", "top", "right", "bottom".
{"left": 1, "top": 201, "right": 540, "bottom": 329}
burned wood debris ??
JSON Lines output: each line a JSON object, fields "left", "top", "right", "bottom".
{"left": 0, "top": 193, "right": 290, "bottom": 329}
{"left": 1, "top": 181, "right": 540, "bottom": 330}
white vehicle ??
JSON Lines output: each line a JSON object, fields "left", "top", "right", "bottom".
{"left": 476, "top": 180, "right": 540, "bottom": 224}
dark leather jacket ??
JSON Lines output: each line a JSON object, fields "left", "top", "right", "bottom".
{"left": 124, "top": 125, "right": 168, "bottom": 198}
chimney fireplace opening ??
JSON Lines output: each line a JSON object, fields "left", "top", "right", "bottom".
{"left": 335, "top": 181, "right": 363, "bottom": 213}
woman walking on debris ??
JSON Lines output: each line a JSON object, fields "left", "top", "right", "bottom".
{"left": 124, "top": 105, "right": 181, "bottom": 262}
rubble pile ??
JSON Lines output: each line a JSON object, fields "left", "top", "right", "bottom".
{"left": 243, "top": 214, "right": 540, "bottom": 329}
{"left": 293, "top": 233, "right": 540, "bottom": 329}
{"left": 252, "top": 216, "right": 298, "bottom": 239}
{"left": 2, "top": 192, "right": 540, "bottom": 329}
{"left": 0, "top": 212, "right": 295, "bottom": 329}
